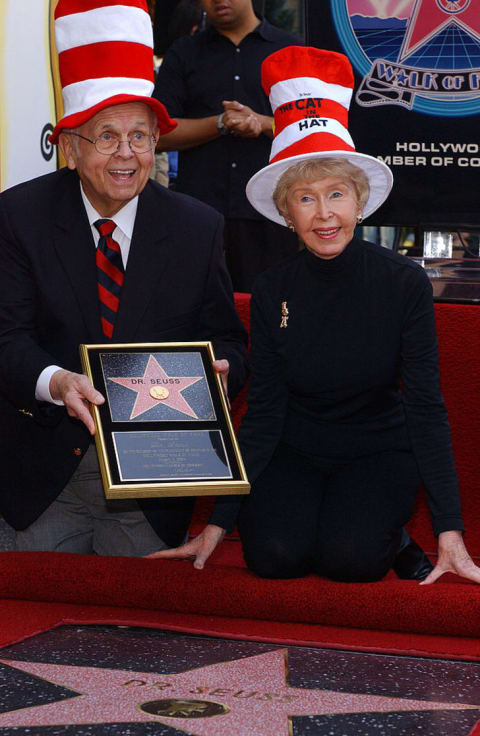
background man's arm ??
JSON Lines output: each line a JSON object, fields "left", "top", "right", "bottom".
{"left": 156, "top": 100, "right": 273, "bottom": 152}
{"left": 155, "top": 116, "right": 221, "bottom": 151}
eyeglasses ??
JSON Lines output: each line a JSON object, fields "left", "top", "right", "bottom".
{"left": 69, "top": 131, "right": 156, "bottom": 155}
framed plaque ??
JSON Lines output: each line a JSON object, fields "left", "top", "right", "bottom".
{"left": 79, "top": 342, "right": 250, "bottom": 499}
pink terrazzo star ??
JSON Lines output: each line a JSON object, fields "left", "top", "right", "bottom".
{"left": 0, "top": 650, "right": 478, "bottom": 734}
{"left": 108, "top": 354, "right": 203, "bottom": 419}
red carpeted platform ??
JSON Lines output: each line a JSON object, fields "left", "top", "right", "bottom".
{"left": 0, "top": 297, "right": 479, "bottom": 662}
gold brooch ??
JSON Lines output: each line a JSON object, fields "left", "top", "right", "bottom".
{"left": 280, "top": 301, "right": 289, "bottom": 328}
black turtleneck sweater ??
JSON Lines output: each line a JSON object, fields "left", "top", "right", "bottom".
{"left": 210, "top": 237, "right": 463, "bottom": 536}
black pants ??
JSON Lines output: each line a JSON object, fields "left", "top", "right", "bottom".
{"left": 224, "top": 218, "right": 299, "bottom": 293}
{"left": 238, "top": 444, "right": 421, "bottom": 583}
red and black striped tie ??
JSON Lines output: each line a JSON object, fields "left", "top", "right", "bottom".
{"left": 94, "top": 219, "right": 124, "bottom": 339}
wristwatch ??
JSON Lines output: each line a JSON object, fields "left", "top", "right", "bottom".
{"left": 217, "top": 113, "right": 229, "bottom": 136}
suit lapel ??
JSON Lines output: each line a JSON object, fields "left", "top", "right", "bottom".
{"left": 114, "top": 182, "right": 171, "bottom": 341}
{"left": 53, "top": 172, "right": 104, "bottom": 343}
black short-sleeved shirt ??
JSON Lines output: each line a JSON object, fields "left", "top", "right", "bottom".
{"left": 153, "top": 19, "right": 300, "bottom": 220}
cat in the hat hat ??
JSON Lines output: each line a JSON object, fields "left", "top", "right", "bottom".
{"left": 246, "top": 45, "right": 393, "bottom": 257}
{"left": 51, "top": 0, "right": 177, "bottom": 216}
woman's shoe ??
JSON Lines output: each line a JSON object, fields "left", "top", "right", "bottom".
{"left": 392, "top": 529, "right": 434, "bottom": 580}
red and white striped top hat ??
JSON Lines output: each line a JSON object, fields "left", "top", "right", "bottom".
{"left": 246, "top": 46, "right": 393, "bottom": 225}
{"left": 50, "top": 0, "right": 176, "bottom": 143}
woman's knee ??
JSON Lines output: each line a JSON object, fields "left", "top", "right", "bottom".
{"left": 242, "top": 537, "right": 311, "bottom": 579}
{"left": 316, "top": 538, "right": 392, "bottom": 583}
{"left": 321, "top": 559, "right": 389, "bottom": 583}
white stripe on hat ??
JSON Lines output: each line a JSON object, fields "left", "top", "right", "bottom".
{"left": 55, "top": 5, "right": 152, "bottom": 53}
{"left": 269, "top": 117, "right": 354, "bottom": 162}
{"left": 269, "top": 77, "right": 352, "bottom": 114}
{"left": 62, "top": 76, "right": 154, "bottom": 117}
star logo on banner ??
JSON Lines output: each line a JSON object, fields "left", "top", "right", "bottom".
{"left": 108, "top": 355, "right": 202, "bottom": 420}
{"left": 399, "top": 0, "right": 480, "bottom": 60}
{"left": 0, "top": 650, "right": 478, "bottom": 734}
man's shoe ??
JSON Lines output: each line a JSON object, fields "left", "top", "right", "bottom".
{"left": 392, "top": 529, "right": 434, "bottom": 581}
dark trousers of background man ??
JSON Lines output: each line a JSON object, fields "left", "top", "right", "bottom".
{"left": 224, "top": 218, "right": 300, "bottom": 293}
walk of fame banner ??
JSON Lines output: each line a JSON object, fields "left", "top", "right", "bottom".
{"left": 0, "top": 0, "right": 62, "bottom": 192}
{"left": 306, "top": 0, "right": 480, "bottom": 227}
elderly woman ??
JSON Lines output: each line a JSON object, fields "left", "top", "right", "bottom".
{"left": 236, "top": 152, "right": 467, "bottom": 583}
{"left": 150, "top": 47, "right": 480, "bottom": 585}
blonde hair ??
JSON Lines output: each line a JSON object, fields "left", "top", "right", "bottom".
{"left": 273, "top": 157, "right": 370, "bottom": 218}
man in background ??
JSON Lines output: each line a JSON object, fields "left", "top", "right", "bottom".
{"left": 153, "top": 0, "right": 300, "bottom": 292}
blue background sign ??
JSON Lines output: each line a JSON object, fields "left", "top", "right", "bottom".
{"left": 306, "top": 0, "right": 480, "bottom": 225}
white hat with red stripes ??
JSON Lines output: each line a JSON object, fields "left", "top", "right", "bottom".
{"left": 246, "top": 46, "right": 393, "bottom": 225}
{"left": 50, "top": 0, "right": 176, "bottom": 143}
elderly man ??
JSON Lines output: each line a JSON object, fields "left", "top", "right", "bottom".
{"left": 0, "top": 0, "right": 248, "bottom": 557}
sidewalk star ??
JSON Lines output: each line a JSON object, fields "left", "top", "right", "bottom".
{"left": 0, "top": 649, "right": 478, "bottom": 734}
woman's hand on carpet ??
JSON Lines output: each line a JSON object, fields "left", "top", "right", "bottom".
{"left": 145, "top": 524, "right": 226, "bottom": 570}
{"left": 420, "top": 530, "right": 480, "bottom": 585}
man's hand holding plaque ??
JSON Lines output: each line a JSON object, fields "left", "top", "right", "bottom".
{"left": 50, "top": 369, "right": 105, "bottom": 435}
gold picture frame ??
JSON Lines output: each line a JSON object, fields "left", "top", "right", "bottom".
{"left": 80, "top": 342, "right": 250, "bottom": 499}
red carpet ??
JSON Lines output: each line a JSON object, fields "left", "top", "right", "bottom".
{"left": 1, "top": 298, "right": 479, "bottom": 665}
{"left": 2, "top": 551, "right": 480, "bottom": 638}
{"left": 1, "top": 548, "right": 480, "bottom": 663}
